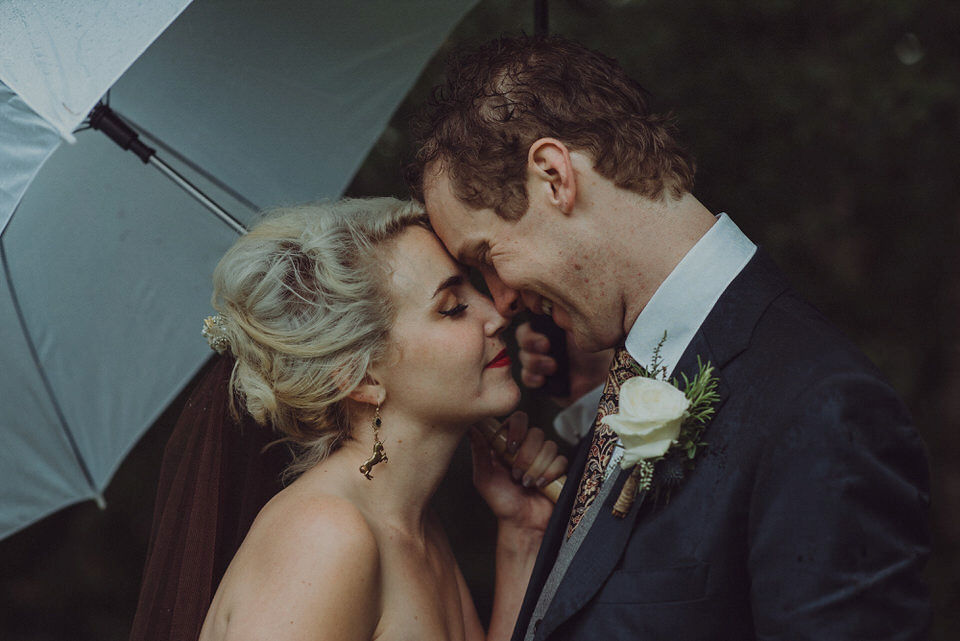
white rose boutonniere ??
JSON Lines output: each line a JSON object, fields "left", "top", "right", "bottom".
{"left": 601, "top": 377, "right": 690, "bottom": 466}
{"left": 606, "top": 333, "right": 719, "bottom": 517}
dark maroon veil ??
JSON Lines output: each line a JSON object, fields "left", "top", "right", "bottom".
{"left": 128, "top": 354, "right": 289, "bottom": 641}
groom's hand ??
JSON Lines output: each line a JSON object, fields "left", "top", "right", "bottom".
{"left": 516, "top": 321, "right": 559, "bottom": 390}
{"left": 517, "top": 321, "right": 614, "bottom": 407}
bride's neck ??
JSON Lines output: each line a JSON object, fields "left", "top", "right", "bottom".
{"left": 333, "top": 414, "right": 466, "bottom": 537}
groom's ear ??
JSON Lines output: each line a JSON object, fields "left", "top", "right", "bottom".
{"left": 527, "top": 138, "right": 576, "bottom": 215}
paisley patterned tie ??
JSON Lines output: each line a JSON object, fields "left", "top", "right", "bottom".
{"left": 567, "top": 346, "right": 641, "bottom": 537}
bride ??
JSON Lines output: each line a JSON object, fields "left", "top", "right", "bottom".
{"left": 196, "top": 197, "right": 567, "bottom": 641}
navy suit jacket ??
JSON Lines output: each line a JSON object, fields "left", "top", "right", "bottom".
{"left": 514, "top": 250, "right": 931, "bottom": 641}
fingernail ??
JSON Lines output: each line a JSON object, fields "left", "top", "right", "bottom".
{"left": 536, "top": 477, "right": 546, "bottom": 488}
{"left": 522, "top": 475, "right": 533, "bottom": 488}
{"left": 512, "top": 468, "right": 523, "bottom": 481}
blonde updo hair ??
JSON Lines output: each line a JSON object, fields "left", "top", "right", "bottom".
{"left": 211, "top": 197, "right": 429, "bottom": 478}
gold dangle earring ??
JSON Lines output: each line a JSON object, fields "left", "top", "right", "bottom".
{"left": 359, "top": 404, "right": 388, "bottom": 480}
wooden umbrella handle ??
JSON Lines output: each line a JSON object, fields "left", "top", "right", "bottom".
{"left": 477, "top": 418, "right": 566, "bottom": 504}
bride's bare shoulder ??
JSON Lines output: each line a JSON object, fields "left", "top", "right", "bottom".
{"left": 249, "top": 484, "right": 379, "bottom": 564}
{"left": 216, "top": 487, "right": 381, "bottom": 640}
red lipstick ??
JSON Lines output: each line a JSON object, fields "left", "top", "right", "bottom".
{"left": 486, "top": 349, "right": 511, "bottom": 369}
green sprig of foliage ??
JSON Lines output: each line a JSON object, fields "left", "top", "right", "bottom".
{"left": 674, "top": 356, "right": 719, "bottom": 461}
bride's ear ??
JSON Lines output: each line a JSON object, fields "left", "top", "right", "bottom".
{"left": 347, "top": 375, "right": 386, "bottom": 407}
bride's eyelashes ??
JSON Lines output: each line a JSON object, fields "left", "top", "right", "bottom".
{"left": 439, "top": 302, "right": 468, "bottom": 317}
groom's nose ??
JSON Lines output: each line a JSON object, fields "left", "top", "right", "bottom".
{"left": 482, "top": 270, "right": 523, "bottom": 317}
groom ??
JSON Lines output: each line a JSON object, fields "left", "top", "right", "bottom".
{"left": 408, "top": 36, "right": 931, "bottom": 640}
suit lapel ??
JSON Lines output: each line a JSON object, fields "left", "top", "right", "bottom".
{"left": 536, "top": 463, "right": 645, "bottom": 639}
{"left": 694, "top": 248, "right": 789, "bottom": 367}
{"left": 510, "top": 422, "right": 594, "bottom": 641}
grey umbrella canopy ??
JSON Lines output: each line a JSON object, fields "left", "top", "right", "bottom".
{"left": 0, "top": 0, "right": 478, "bottom": 540}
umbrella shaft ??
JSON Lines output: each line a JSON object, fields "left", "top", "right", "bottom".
{"left": 149, "top": 156, "right": 247, "bottom": 235}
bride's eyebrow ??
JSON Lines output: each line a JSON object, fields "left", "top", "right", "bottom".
{"left": 432, "top": 273, "right": 464, "bottom": 299}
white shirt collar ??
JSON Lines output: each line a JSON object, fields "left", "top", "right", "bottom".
{"left": 624, "top": 213, "right": 756, "bottom": 376}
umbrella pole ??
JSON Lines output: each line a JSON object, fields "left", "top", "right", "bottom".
{"left": 534, "top": 0, "right": 549, "bottom": 36}
{"left": 146, "top": 155, "right": 247, "bottom": 235}
{"left": 87, "top": 103, "right": 247, "bottom": 235}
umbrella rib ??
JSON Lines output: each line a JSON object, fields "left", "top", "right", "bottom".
{"left": 0, "top": 236, "right": 106, "bottom": 509}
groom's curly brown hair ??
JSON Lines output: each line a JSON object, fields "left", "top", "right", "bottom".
{"left": 406, "top": 35, "right": 696, "bottom": 221}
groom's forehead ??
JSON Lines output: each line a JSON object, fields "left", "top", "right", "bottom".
{"left": 423, "top": 175, "right": 481, "bottom": 246}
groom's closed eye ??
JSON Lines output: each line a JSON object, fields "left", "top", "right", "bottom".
{"left": 457, "top": 240, "right": 491, "bottom": 269}
{"left": 475, "top": 241, "right": 493, "bottom": 268}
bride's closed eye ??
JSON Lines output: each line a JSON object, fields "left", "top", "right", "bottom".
{"left": 439, "top": 302, "right": 468, "bottom": 317}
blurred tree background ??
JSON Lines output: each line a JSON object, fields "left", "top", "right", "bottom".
{"left": 2, "top": 1, "right": 957, "bottom": 639}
